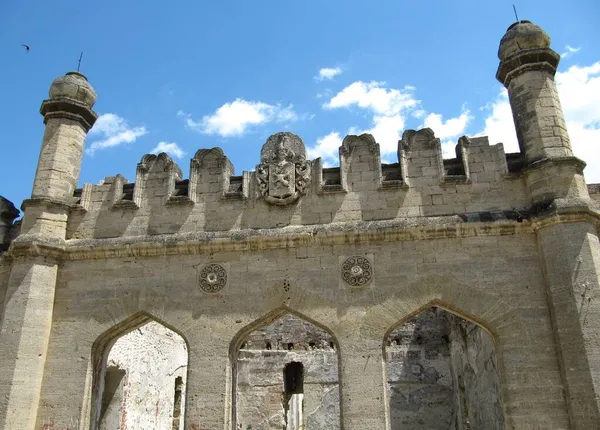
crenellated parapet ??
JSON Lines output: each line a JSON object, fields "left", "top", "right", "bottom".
{"left": 400, "top": 128, "right": 445, "bottom": 186}
{"left": 190, "top": 147, "right": 237, "bottom": 202}
{"left": 66, "top": 129, "right": 537, "bottom": 239}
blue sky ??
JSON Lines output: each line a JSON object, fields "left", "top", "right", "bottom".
{"left": 1, "top": 0, "right": 599, "bottom": 210}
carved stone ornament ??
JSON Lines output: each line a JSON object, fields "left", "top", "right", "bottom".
{"left": 257, "top": 132, "right": 310, "bottom": 205}
{"left": 199, "top": 263, "right": 227, "bottom": 293}
{"left": 341, "top": 256, "right": 372, "bottom": 287}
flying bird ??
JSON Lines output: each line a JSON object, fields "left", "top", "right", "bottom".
{"left": 22, "top": 44, "right": 29, "bottom": 53}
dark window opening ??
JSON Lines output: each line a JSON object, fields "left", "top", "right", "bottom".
{"left": 172, "top": 376, "right": 183, "bottom": 430}
{"left": 284, "top": 361, "right": 304, "bottom": 395}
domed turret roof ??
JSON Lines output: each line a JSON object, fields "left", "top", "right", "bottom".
{"left": 49, "top": 71, "right": 97, "bottom": 108}
{"left": 498, "top": 20, "right": 551, "bottom": 61}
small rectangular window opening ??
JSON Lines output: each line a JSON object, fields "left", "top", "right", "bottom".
{"left": 284, "top": 361, "right": 304, "bottom": 395}
{"left": 172, "top": 376, "right": 184, "bottom": 430}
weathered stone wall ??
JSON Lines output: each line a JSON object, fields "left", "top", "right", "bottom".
{"left": 97, "top": 321, "right": 187, "bottom": 430}
{"left": 236, "top": 313, "right": 340, "bottom": 429}
{"left": 449, "top": 317, "right": 504, "bottom": 429}
{"left": 588, "top": 184, "right": 600, "bottom": 203}
{"left": 65, "top": 133, "right": 530, "bottom": 240}
{"left": 0, "top": 259, "right": 9, "bottom": 325}
{"left": 386, "top": 308, "right": 458, "bottom": 428}
{"left": 30, "top": 226, "right": 570, "bottom": 429}
{"left": 386, "top": 308, "right": 503, "bottom": 429}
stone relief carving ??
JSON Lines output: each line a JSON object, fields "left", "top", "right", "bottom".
{"left": 199, "top": 263, "right": 227, "bottom": 293}
{"left": 257, "top": 132, "right": 310, "bottom": 205}
{"left": 341, "top": 256, "right": 372, "bottom": 287}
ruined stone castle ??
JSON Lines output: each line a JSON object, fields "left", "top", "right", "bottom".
{"left": 2, "top": 20, "right": 600, "bottom": 429}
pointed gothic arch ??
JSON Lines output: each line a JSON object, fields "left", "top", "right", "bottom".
{"left": 383, "top": 301, "right": 505, "bottom": 430}
{"left": 230, "top": 307, "right": 342, "bottom": 429}
{"left": 89, "top": 312, "right": 189, "bottom": 430}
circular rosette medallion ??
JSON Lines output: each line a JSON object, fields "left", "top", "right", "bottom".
{"left": 341, "top": 256, "right": 372, "bottom": 287}
{"left": 199, "top": 263, "right": 227, "bottom": 293}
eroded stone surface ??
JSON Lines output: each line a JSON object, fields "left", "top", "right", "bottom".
{"left": 98, "top": 321, "right": 187, "bottom": 430}
{"left": 236, "top": 314, "right": 340, "bottom": 430}
{"left": 386, "top": 308, "right": 503, "bottom": 430}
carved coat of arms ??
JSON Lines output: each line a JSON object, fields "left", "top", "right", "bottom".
{"left": 257, "top": 132, "right": 310, "bottom": 205}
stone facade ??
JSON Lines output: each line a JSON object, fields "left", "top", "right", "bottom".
{"left": 2, "top": 20, "right": 600, "bottom": 430}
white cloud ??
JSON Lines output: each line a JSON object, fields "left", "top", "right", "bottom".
{"left": 561, "top": 45, "right": 581, "bottom": 59}
{"left": 324, "top": 81, "right": 419, "bottom": 115}
{"left": 363, "top": 115, "right": 405, "bottom": 154}
{"left": 316, "top": 89, "right": 333, "bottom": 100}
{"left": 423, "top": 109, "right": 472, "bottom": 140}
{"left": 478, "top": 90, "right": 518, "bottom": 152}
{"left": 308, "top": 114, "right": 406, "bottom": 166}
{"left": 181, "top": 99, "right": 298, "bottom": 137}
{"left": 316, "top": 67, "right": 342, "bottom": 81}
{"left": 307, "top": 131, "right": 343, "bottom": 166}
{"left": 87, "top": 113, "right": 147, "bottom": 155}
{"left": 151, "top": 142, "right": 186, "bottom": 159}
{"left": 310, "top": 81, "right": 468, "bottom": 165}
{"left": 480, "top": 61, "right": 600, "bottom": 182}
{"left": 422, "top": 108, "right": 473, "bottom": 158}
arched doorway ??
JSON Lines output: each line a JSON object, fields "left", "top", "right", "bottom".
{"left": 234, "top": 312, "right": 341, "bottom": 429}
{"left": 385, "top": 306, "right": 504, "bottom": 429}
{"left": 91, "top": 317, "right": 188, "bottom": 430}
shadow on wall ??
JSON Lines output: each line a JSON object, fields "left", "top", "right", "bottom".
{"left": 385, "top": 307, "right": 505, "bottom": 430}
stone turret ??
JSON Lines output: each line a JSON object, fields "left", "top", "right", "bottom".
{"left": 32, "top": 71, "right": 98, "bottom": 200}
{"left": 497, "top": 21, "right": 568, "bottom": 161}
{"left": 20, "top": 72, "right": 98, "bottom": 238}
{"left": 497, "top": 21, "right": 588, "bottom": 204}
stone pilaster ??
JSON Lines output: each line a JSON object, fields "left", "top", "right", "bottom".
{"left": 536, "top": 221, "right": 600, "bottom": 428}
{"left": 184, "top": 333, "right": 230, "bottom": 429}
{"left": 338, "top": 336, "right": 387, "bottom": 428}
{"left": 22, "top": 71, "right": 97, "bottom": 238}
{"left": 0, "top": 257, "right": 59, "bottom": 429}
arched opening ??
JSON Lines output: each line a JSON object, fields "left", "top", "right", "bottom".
{"left": 234, "top": 312, "right": 341, "bottom": 429}
{"left": 385, "top": 306, "right": 504, "bottom": 429}
{"left": 91, "top": 316, "right": 188, "bottom": 430}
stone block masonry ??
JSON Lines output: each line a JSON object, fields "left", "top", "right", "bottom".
{"left": 2, "top": 19, "right": 600, "bottom": 430}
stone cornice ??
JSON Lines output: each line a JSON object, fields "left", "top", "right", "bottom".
{"left": 20, "top": 197, "right": 79, "bottom": 213}
{"left": 522, "top": 156, "right": 587, "bottom": 175}
{"left": 40, "top": 97, "right": 98, "bottom": 131}
{"left": 496, "top": 48, "right": 560, "bottom": 86}
{"left": 4, "top": 203, "right": 600, "bottom": 261}
{"left": 530, "top": 198, "right": 600, "bottom": 232}
{"left": 5, "top": 215, "right": 532, "bottom": 261}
